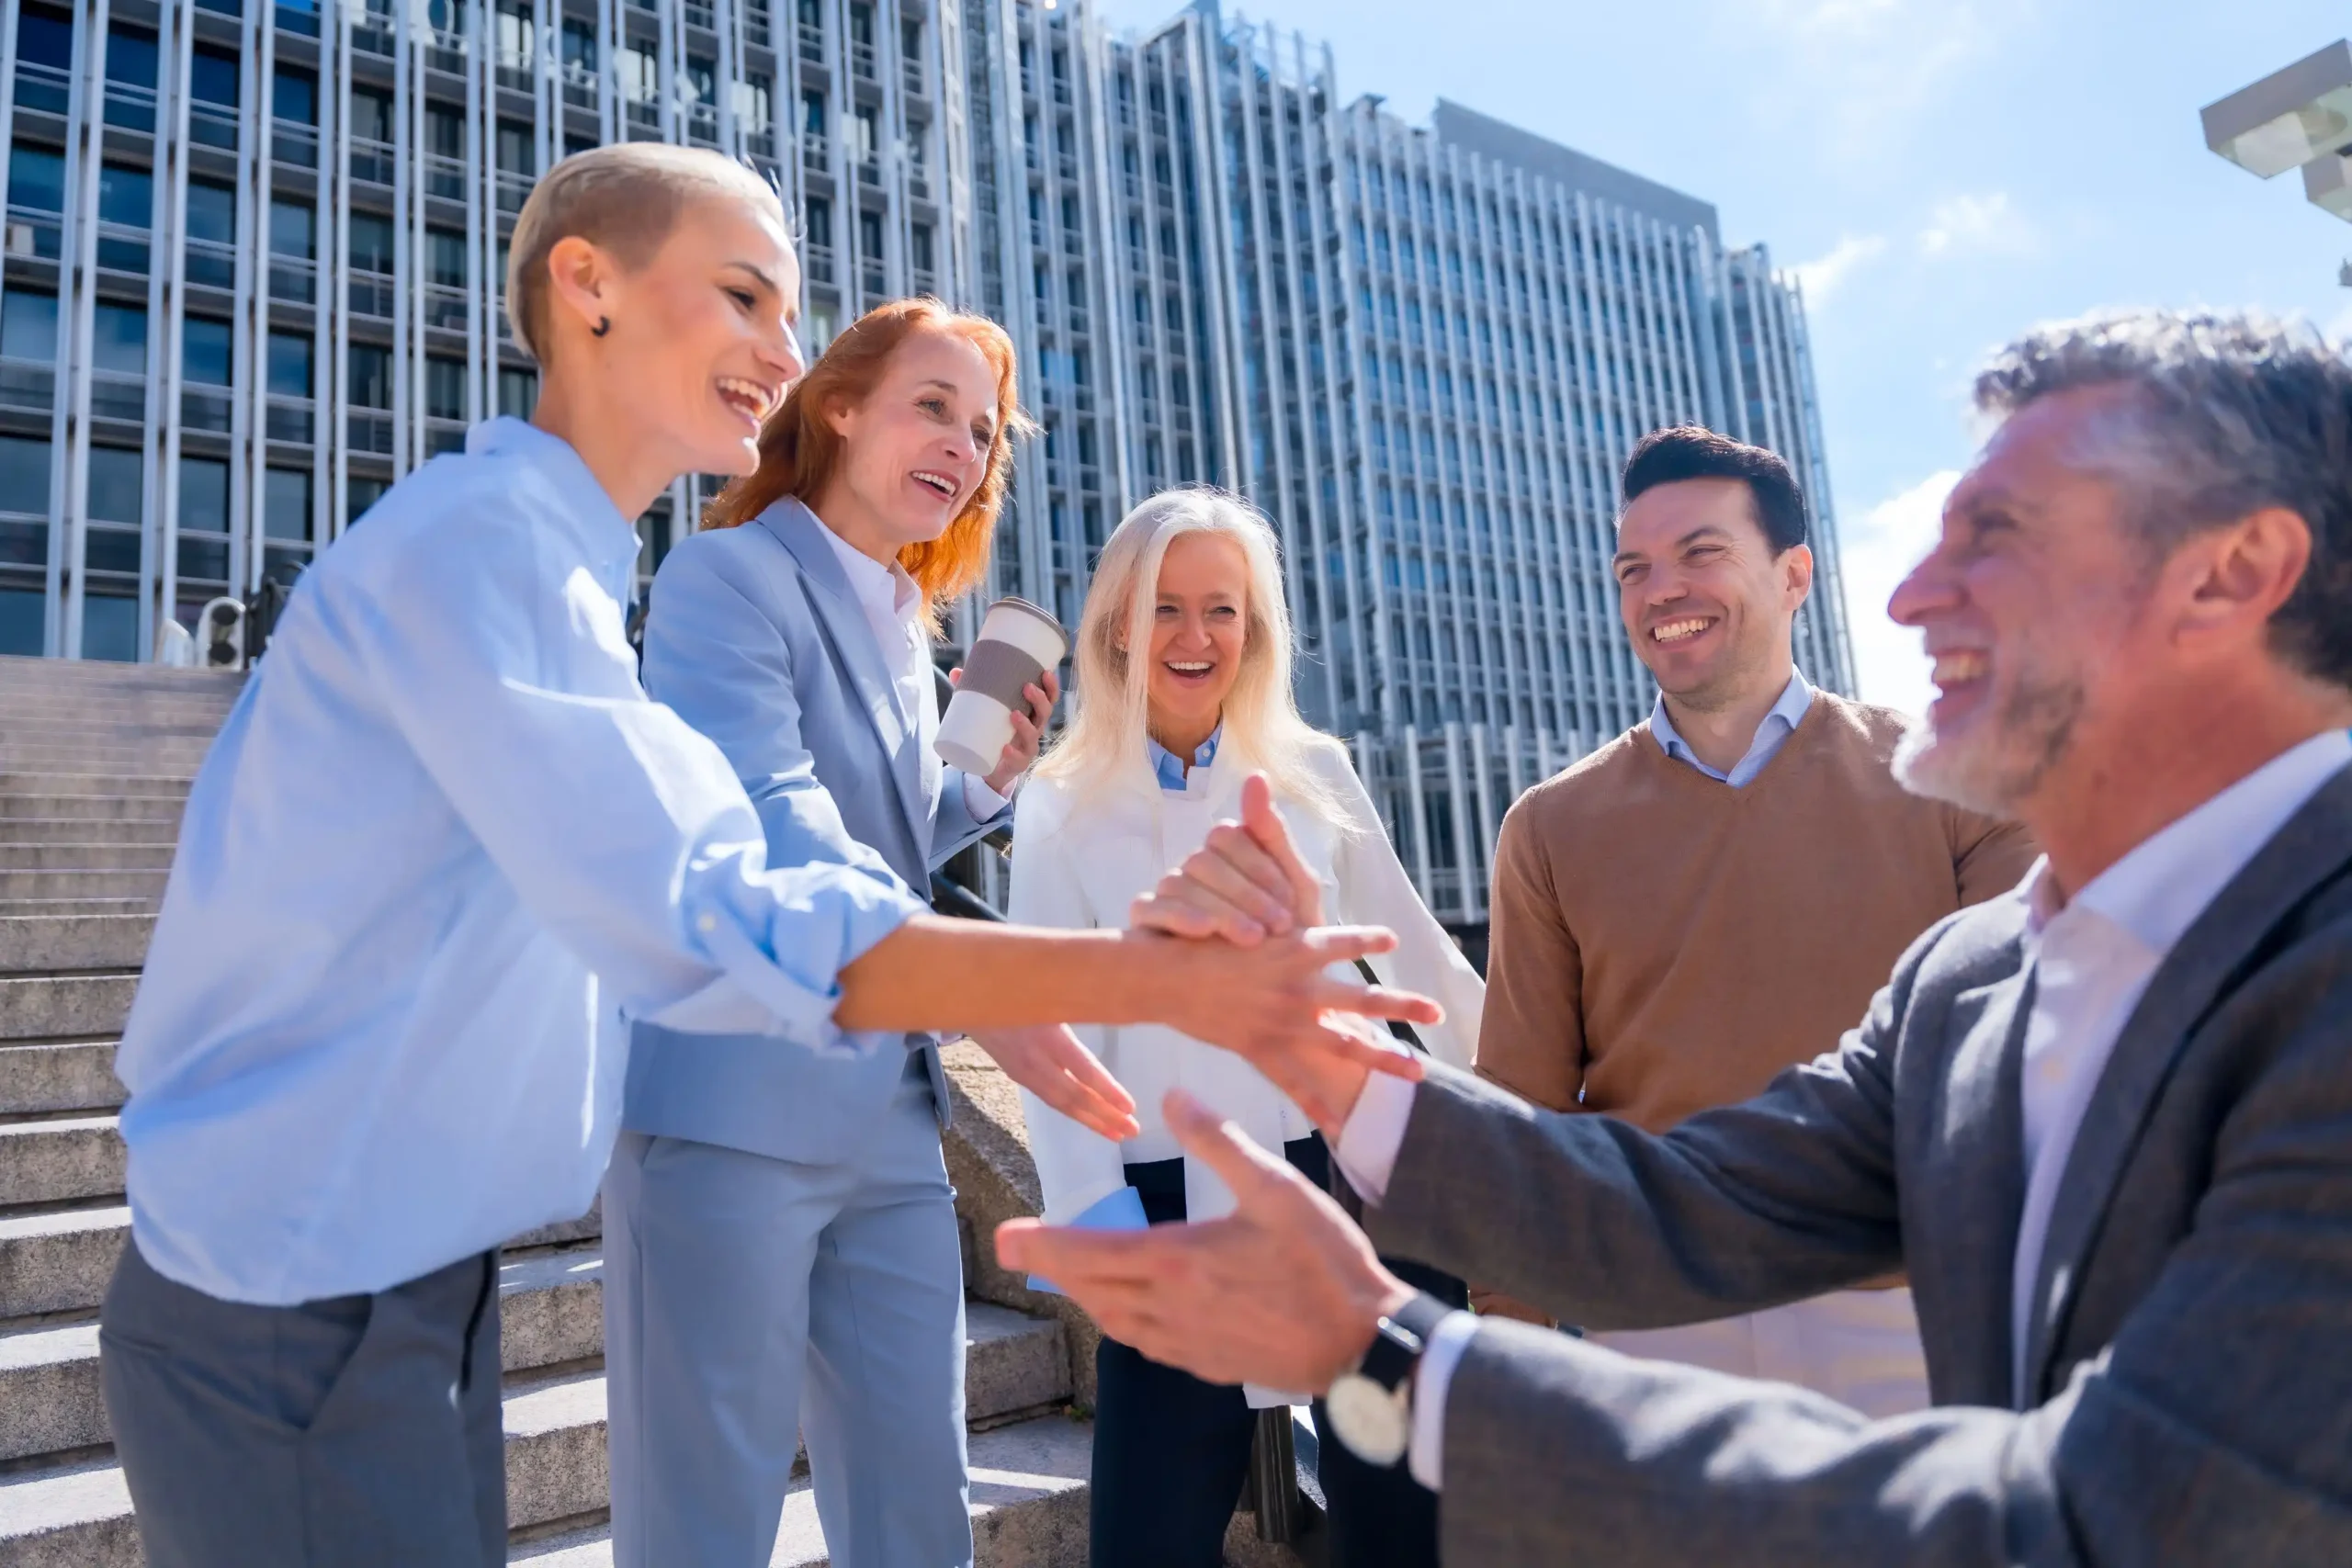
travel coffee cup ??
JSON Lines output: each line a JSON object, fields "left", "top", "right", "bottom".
{"left": 936, "top": 596, "right": 1067, "bottom": 775}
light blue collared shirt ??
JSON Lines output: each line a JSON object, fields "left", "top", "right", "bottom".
{"left": 1647, "top": 671, "right": 1815, "bottom": 788}
{"left": 115, "top": 418, "right": 927, "bottom": 1306}
{"left": 1147, "top": 726, "right": 1221, "bottom": 793}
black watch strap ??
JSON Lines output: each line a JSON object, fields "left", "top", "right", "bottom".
{"left": 1356, "top": 1291, "right": 1453, "bottom": 1393}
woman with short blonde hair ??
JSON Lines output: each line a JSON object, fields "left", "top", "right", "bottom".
{"left": 1012, "top": 487, "right": 1486, "bottom": 1568}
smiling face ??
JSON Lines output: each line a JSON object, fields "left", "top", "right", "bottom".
{"left": 816, "top": 329, "right": 1001, "bottom": 562}
{"left": 598, "top": 194, "right": 804, "bottom": 479}
{"left": 1613, "top": 477, "right": 1811, "bottom": 712}
{"left": 1889, "top": 385, "right": 2165, "bottom": 816}
{"left": 1142, "top": 530, "right": 1251, "bottom": 750}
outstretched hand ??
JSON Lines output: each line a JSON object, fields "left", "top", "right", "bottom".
{"left": 967, "top": 1023, "right": 1138, "bottom": 1141}
{"left": 998, "top": 1089, "right": 1413, "bottom": 1393}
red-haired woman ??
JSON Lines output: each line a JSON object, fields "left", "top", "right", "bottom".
{"left": 603, "top": 299, "right": 1056, "bottom": 1567}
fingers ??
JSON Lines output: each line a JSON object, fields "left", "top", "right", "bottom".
{"left": 974, "top": 1025, "right": 1140, "bottom": 1141}
{"left": 1306, "top": 969, "right": 1443, "bottom": 1027}
{"left": 1161, "top": 1089, "right": 1299, "bottom": 1206}
{"left": 1239, "top": 773, "right": 1324, "bottom": 925}
{"left": 1179, "top": 829, "right": 1295, "bottom": 935}
{"left": 1131, "top": 880, "right": 1268, "bottom": 945}
{"left": 1302, "top": 1015, "right": 1427, "bottom": 1082}
{"left": 995, "top": 1217, "right": 1165, "bottom": 1283}
{"left": 1039, "top": 668, "right": 1063, "bottom": 707}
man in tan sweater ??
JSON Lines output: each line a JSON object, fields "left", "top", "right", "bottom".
{"left": 1475, "top": 426, "right": 2036, "bottom": 1414}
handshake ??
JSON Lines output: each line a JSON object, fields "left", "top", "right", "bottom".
{"left": 962, "top": 773, "right": 1437, "bottom": 1145}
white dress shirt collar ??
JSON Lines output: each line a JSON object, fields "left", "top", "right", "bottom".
{"left": 2022, "top": 728, "right": 2352, "bottom": 949}
{"left": 1648, "top": 669, "right": 1815, "bottom": 788}
{"left": 809, "top": 510, "right": 924, "bottom": 644}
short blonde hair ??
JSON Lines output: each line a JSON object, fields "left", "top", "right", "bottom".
{"left": 1036, "top": 487, "right": 1350, "bottom": 822}
{"left": 505, "top": 143, "right": 783, "bottom": 363}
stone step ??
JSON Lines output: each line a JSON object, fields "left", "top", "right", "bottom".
{"left": 512, "top": 1412, "right": 1093, "bottom": 1568}
{"left": 0, "top": 1205, "right": 607, "bottom": 1325}
{"left": 0, "top": 756, "right": 204, "bottom": 781}
{"left": 0, "top": 1115, "right": 122, "bottom": 1208}
{"left": 0, "top": 779, "right": 190, "bottom": 803}
{"left": 0, "top": 901, "right": 159, "bottom": 921}
{"left": 0, "top": 798, "right": 186, "bottom": 825}
{"left": 0, "top": 659, "right": 242, "bottom": 692}
{"left": 0, "top": 821, "right": 179, "bottom": 848}
{"left": 0, "top": 1246, "right": 605, "bottom": 1465}
{"left": 0, "top": 1042, "right": 122, "bottom": 1117}
{"left": 0, "top": 847, "right": 173, "bottom": 874}
{"left": 0, "top": 874, "right": 168, "bottom": 905}
{"left": 0, "top": 1308, "right": 1075, "bottom": 1567}
{"left": 0, "top": 919, "right": 153, "bottom": 975}
{"left": 0, "top": 978, "right": 135, "bottom": 1043}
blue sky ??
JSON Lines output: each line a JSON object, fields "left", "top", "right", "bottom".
{"left": 1102, "top": 0, "right": 2352, "bottom": 714}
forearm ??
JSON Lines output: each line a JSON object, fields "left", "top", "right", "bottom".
{"left": 838, "top": 915, "right": 1181, "bottom": 1033}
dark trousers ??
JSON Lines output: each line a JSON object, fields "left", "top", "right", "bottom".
{"left": 1090, "top": 1137, "right": 1458, "bottom": 1568}
{"left": 100, "top": 1238, "right": 504, "bottom": 1568}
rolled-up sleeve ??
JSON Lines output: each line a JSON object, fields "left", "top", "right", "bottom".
{"left": 335, "top": 518, "right": 926, "bottom": 1055}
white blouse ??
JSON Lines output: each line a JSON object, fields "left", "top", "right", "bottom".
{"left": 1009, "top": 739, "right": 1485, "bottom": 1234}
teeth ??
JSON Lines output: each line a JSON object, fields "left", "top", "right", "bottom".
{"left": 1932, "top": 650, "right": 1990, "bottom": 684}
{"left": 1652, "top": 617, "right": 1711, "bottom": 644}
{"left": 910, "top": 470, "right": 956, "bottom": 497}
{"left": 717, "top": 377, "right": 774, "bottom": 417}
{"left": 1167, "top": 661, "right": 1212, "bottom": 673}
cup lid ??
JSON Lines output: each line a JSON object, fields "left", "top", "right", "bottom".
{"left": 986, "top": 595, "right": 1065, "bottom": 637}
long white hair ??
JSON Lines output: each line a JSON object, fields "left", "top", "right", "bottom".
{"left": 1036, "top": 486, "right": 1349, "bottom": 822}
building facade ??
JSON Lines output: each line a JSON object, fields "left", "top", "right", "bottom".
{"left": 0, "top": 0, "right": 1850, "bottom": 919}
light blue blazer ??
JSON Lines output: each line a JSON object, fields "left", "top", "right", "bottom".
{"left": 621, "top": 498, "right": 1009, "bottom": 1166}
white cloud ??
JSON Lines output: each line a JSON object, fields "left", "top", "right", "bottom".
{"left": 1791, "top": 234, "right": 1888, "bottom": 304}
{"left": 1917, "top": 191, "right": 2037, "bottom": 258}
{"left": 1833, "top": 470, "right": 1959, "bottom": 716}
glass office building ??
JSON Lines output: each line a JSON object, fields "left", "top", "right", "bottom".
{"left": 0, "top": 0, "right": 1850, "bottom": 919}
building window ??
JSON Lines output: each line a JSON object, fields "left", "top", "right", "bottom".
{"left": 17, "top": 7, "right": 71, "bottom": 73}
{"left": 81, "top": 592, "right": 139, "bottom": 660}
{"left": 179, "top": 457, "right": 230, "bottom": 534}
{"left": 190, "top": 45, "right": 236, "bottom": 107}
{"left": 347, "top": 86, "right": 392, "bottom": 144}
{"left": 910, "top": 223, "right": 933, "bottom": 273}
{"left": 87, "top": 446, "right": 142, "bottom": 526}
{"left": 425, "top": 355, "right": 466, "bottom": 421}
{"left": 7, "top": 144, "right": 65, "bottom": 213}
{"left": 496, "top": 118, "right": 533, "bottom": 175}
{"left": 499, "top": 367, "right": 537, "bottom": 419}
{"left": 804, "top": 196, "right": 831, "bottom": 249}
{"left": 0, "top": 434, "right": 49, "bottom": 509}
{"left": 349, "top": 210, "right": 395, "bottom": 273}
{"left": 1, "top": 290, "right": 57, "bottom": 363}
{"left": 426, "top": 107, "right": 463, "bottom": 160}
{"left": 273, "top": 64, "right": 316, "bottom": 124}
{"left": 802, "top": 91, "right": 826, "bottom": 136}
{"left": 96, "top": 163, "right": 152, "bottom": 230}
{"left": 349, "top": 344, "right": 392, "bottom": 410}
{"left": 264, "top": 468, "right": 311, "bottom": 541}
{"left": 348, "top": 476, "right": 390, "bottom": 523}
{"left": 270, "top": 199, "right": 316, "bottom": 259}
{"left": 92, "top": 304, "right": 146, "bottom": 376}
{"left": 182, "top": 317, "right": 232, "bottom": 385}
{"left": 187, "top": 180, "right": 234, "bottom": 245}
{"left": 561, "top": 18, "right": 595, "bottom": 72}
{"left": 427, "top": 227, "right": 466, "bottom": 287}
{"left": 857, "top": 209, "right": 883, "bottom": 261}
{"left": 266, "top": 332, "right": 312, "bottom": 398}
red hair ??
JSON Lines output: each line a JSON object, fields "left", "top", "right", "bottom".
{"left": 705, "top": 298, "right": 1032, "bottom": 628}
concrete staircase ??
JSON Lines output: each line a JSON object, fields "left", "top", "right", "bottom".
{"left": 0, "top": 655, "right": 1095, "bottom": 1567}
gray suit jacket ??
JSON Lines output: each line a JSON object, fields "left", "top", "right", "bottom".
{"left": 1368, "top": 762, "right": 2352, "bottom": 1565}
{"left": 622, "top": 498, "right": 1007, "bottom": 1166}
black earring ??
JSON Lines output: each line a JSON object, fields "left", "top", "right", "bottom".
{"left": 591, "top": 316, "right": 611, "bottom": 338}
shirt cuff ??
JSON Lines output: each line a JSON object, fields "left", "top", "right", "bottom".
{"left": 1333, "top": 1068, "right": 1418, "bottom": 1203}
{"left": 962, "top": 772, "right": 1013, "bottom": 819}
{"left": 1408, "top": 1311, "right": 1479, "bottom": 1491}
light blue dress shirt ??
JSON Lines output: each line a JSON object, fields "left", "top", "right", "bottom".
{"left": 115, "top": 419, "right": 927, "bottom": 1306}
{"left": 1146, "top": 726, "right": 1222, "bottom": 793}
{"left": 1646, "top": 671, "right": 1815, "bottom": 788}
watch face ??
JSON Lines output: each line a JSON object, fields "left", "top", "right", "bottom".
{"left": 1326, "top": 1373, "right": 1409, "bottom": 1467}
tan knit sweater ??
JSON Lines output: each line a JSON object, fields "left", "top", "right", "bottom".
{"left": 1477, "top": 693, "right": 2039, "bottom": 1135}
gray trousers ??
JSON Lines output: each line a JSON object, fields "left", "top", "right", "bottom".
{"left": 99, "top": 1238, "right": 504, "bottom": 1568}
{"left": 605, "top": 1057, "right": 971, "bottom": 1567}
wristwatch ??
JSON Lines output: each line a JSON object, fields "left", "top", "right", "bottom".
{"left": 1325, "top": 1292, "right": 1453, "bottom": 1467}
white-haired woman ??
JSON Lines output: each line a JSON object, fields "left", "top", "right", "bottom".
{"left": 1011, "top": 488, "right": 1485, "bottom": 1568}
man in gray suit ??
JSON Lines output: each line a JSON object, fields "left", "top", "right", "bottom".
{"left": 1002, "top": 308, "right": 2352, "bottom": 1564}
